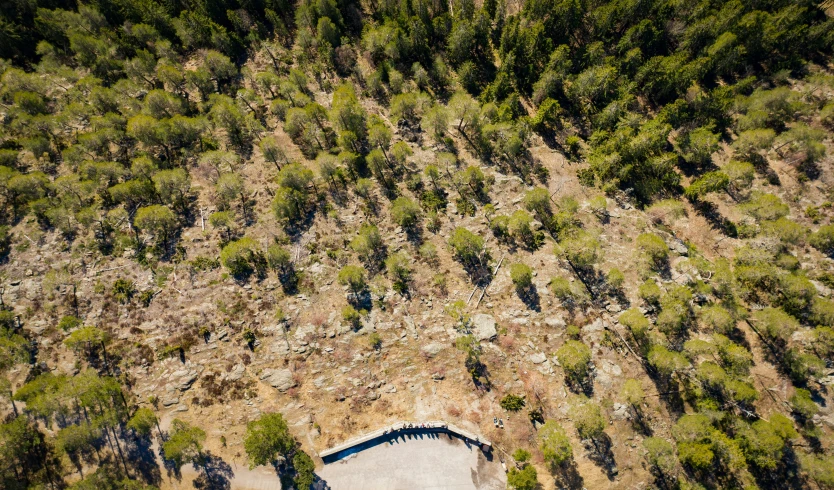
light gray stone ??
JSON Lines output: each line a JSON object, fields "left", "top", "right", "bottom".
{"left": 294, "top": 324, "right": 317, "bottom": 343}
{"left": 421, "top": 342, "right": 444, "bottom": 358}
{"left": 161, "top": 394, "right": 180, "bottom": 407}
{"left": 270, "top": 339, "right": 291, "bottom": 356}
{"left": 667, "top": 237, "right": 688, "bottom": 255}
{"left": 472, "top": 313, "right": 497, "bottom": 341}
{"left": 528, "top": 352, "right": 547, "bottom": 364}
{"left": 612, "top": 403, "right": 630, "bottom": 420}
{"left": 224, "top": 364, "right": 245, "bottom": 382}
{"left": 171, "top": 369, "right": 199, "bottom": 391}
{"left": 260, "top": 368, "right": 296, "bottom": 391}
{"left": 545, "top": 317, "right": 566, "bottom": 328}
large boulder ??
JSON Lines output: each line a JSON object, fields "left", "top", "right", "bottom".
{"left": 170, "top": 368, "right": 199, "bottom": 391}
{"left": 421, "top": 342, "right": 445, "bottom": 358}
{"left": 545, "top": 317, "right": 566, "bottom": 329}
{"left": 294, "top": 324, "right": 318, "bottom": 344}
{"left": 260, "top": 368, "right": 296, "bottom": 391}
{"left": 472, "top": 314, "right": 497, "bottom": 341}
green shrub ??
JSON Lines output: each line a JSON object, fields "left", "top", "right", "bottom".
{"left": 810, "top": 225, "right": 834, "bottom": 255}
{"left": 112, "top": 278, "right": 136, "bottom": 303}
{"left": 556, "top": 340, "right": 591, "bottom": 383}
{"left": 523, "top": 187, "right": 552, "bottom": 217}
{"left": 449, "top": 227, "right": 484, "bottom": 264}
{"left": 342, "top": 305, "right": 362, "bottom": 328}
{"left": 619, "top": 308, "right": 650, "bottom": 341}
{"left": 789, "top": 388, "right": 819, "bottom": 419}
{"left": 607, "top": 268, "right": 624, "bottom": 288}
{"left": 750, "top": 307, "right": 798, "bottom": 344}
{"left": 350, "top": 224, "right": 385, "bottom": 266}
{"left": 638, "top": 280, "right": 662, "bottom": 304}
{"left": 385, "top": 252, "right": 412, "bottom": 294}
{"left": 221, "top": 237, "right": 261, "bottom": 277}
{"left": 549, "top": 276, "right": 572, "bottom": 300}
{"left": 741, "top": 192, "right": 790, "bottom": 222}
{"left": 556, "top": 232, "right": 599, "bottom": 268}
{"left": 648, "top": 345, "right": 690, "bottom": 377}
{"left": 507, "top": 464, "right": 537, "bottom": 490}
{"left": 390, "top": 196, "right": 420, "bottom": 229}
{"left": 569, "top": 397, "right": 605, "bottom": 440}
{"left": 538, "top": 420, "right": 572, "bottom": 467}
{"left": 190, "top": 255, "right": 220, "bottom": 272}
{"left": 338, "top": 265, "right": 366, "bottom": 294}
{"left": 489, "top": 214, "right": 510, "bottom": 237}
{"left": 500, "top": 394, "right": 526, "bottom": 411}
{"left": 512, "top": 448, "right": 531, "bottom": 463}
{"left": 266, "top": 244, "right": 292, "bottom": 273}
{"left": 637, "top": 233, "right": 668, "bottom": 266}
{"left": 418, "top": 242, "right": 437, "bottom": 263}
{"left": 509, "top": 263, "right": 533, "bottom": 291}
{"left": 58, "top": 315, "right": 82, "bottom": 332}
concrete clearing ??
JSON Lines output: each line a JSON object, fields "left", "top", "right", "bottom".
{"left": 316, "top": 431, "right": 506, "bottom": 490}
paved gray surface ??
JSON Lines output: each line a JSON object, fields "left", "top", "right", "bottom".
{"left": 316, "top": 432, "right": 506, "bottom": 490}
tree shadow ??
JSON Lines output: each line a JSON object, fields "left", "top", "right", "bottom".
{"left": 748, "top": 445, "right": 804, "bottom": 490}
{"left": 676, "top": 156, "right": 720, "bottom": 179}
{"left": 571, "top": 265, "right": 609, "bottom": 302}
{"left": 517, "top": 285, "right": 541, "bottom": 312}
{"left": 348, "top": 290, "right": 373, "bottom": 312}
{"left": 283, "top": 206, "right": 319, "bottom": 243}
{"left": 551, "top": 460, "right": 585, "bottom": 490}
{"left": 585, "top": 434, "right": 618, "bottom": 481}
{"left": 192, "top": 452, "right": 234, "bottom": 490}
{"left": 629, "top": 407, "right": 654, "bottom": 437}
{"left": 752, "top": 157, "right": 781, "bottom": 186}
{"left": 691, "top": 200, "right": 738, "bottom": 237}
{"left": 160, "top": 447, "right": 182, "bottom": 482}
{"left": 606, "top": 286, "right": 630, "bottom": 309}
{"left": 564, "top": 374, "right": 594, "bottom": 397}
{"left": 647, "top": 373, "right": 686, "bottom": 418}
{"left": 404, "top": 224, "right": 423, "bottom": 246}
{"left": 798, "top": 159, "right": 820, "bottom": 180}
{"left": 277, "top": 266, "right": 299, "bottom": 295}
{"left": 397, "top": 119, "right": 422, "bottom": 144}
{"left": 460, "top": 254, "right": 493, "bottom": 288}
{"left": 125, "top": 434, "right": 163, "bottom": 486}
{"left": 312, "top": 474, "right": 333, "bottom": 489}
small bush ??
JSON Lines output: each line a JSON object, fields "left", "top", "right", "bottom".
{"left": 638, "top": 280, "right": 662, "bottom": 304}
{"left": 556, "top": 340, "right": 591, "bottom": 383}
{"left": 112, "top": 278, "right": 136, "bottom": 303}
{"left": 418, "top": 242, "right": 438, "bottom": 263}
{"left": 607, "top": 268, "right": 624, "bottom": 288}
{"left": 507, "top": 465, "right": 538, "bottom": 490}
{"left": 449, "top": 227, "right": 484, "bottom": 264}
{"left": 589, "top": 195, "right": 607, "bottom": 217}
{"left": 342, "top": 305, "right": 361, "bottom": 328}
{"left": 637, "top": 233, "right": 668, "bottom": 266}
{"left": 58, "top": 315, "right": 81, "bottom": 332}
{"left": 338, "top": 265, "right": 366, "bottom": 294}
{"left": 566, "top": 324, "right": 580, "bottom": 339}
{"left": 512, "top": 448, "right": 531, "bottom": 463}
{"left": 539, "top": 420, "right": 572, "bottom": 467}
{"left": 810, "top": 225, "right": 834, "bottom": 255}
{"left": 220, "top": 237, "right": 261, "bottom": 277}
{"left": 510, "top": 263, "right": 533, "bottom": 291}
{"left": 500, "top": 394, "right": 526, "bottom": 411}
{"left": 390, "top": 196, "right": 420, "bottom": 229}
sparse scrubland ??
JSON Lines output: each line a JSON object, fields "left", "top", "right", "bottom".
{"left": 3, "top": 0, "right": 834, "bottom": 489}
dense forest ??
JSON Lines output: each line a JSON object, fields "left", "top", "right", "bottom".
{"left": 3, "top": 0, "right": 834, "bottom": 489}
